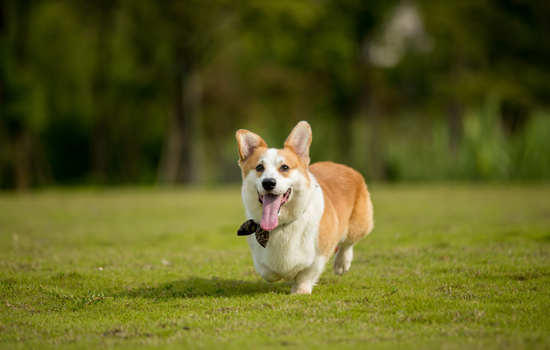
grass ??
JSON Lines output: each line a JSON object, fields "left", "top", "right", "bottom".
{"left": 1, "top": 184, "right": 549, "bottom": 349}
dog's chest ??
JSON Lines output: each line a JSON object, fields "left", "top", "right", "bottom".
{"left": 248, "top": 193, "right": 324, "bottom": 279}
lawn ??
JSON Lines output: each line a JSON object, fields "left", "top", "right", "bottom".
{"left": 1, "top": 184, "right": 549, "bottom": 349}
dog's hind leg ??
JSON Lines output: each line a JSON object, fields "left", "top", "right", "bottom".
{"left": 291, "top": 256, "right": 327, "bottom": 295}
{"left": 347, "top": 182, "right": 374, "bottom": 244}
{"left": 333, "top": 243, "right": 353, "bottom": 275}
{"left": 334, "top": 182, "right": 373, "bottom": 275}
{"left": 348, "top": 182, "right": 374, "bottom": 241}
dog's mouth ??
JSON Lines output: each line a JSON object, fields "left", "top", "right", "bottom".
{"left": 257, "top": 188, "right": 291, "bottom": 231}
{"left": 258, "top": 188, "right": 291, "bottom": 207}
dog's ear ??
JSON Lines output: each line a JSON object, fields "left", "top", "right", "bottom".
{"left": 236, "top": 129, "right": 267, "bottom": 162}
{"left": 284, "top": 121, "right": 312, "bottom": 165}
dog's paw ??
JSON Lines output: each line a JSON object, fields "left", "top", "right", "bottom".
{"left": 260, "top": 270, "right": 282, "bottom": 283}
{"left": 333, "top": 261, "right": 350, "bottom": 275}
{"left": 291, "top": 284, "right": 312, "bottom": 295}
{"left": 333, "top": 245, "right": 353, "bottom": 275}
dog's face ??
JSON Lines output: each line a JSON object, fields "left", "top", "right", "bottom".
{"left": 236, "top": 122, "right": 313, "bottom": 231}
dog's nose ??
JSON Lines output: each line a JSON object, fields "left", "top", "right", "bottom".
{"left": 262, "top": 178, "right": 277, "bottom": 190}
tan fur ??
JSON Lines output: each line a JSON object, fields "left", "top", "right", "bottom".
{"left": 310, "top": 162, "right": 374, "bottom": 256}
{"left": 236, "top": 129, "right": 267, "bottom": 171}
{"left": 238, "top": 146, "right": 267, "bottom": 179}
{"left": 277, "top": 148, "right": 310, "bottom": 186}
{"left": 284, "top": 122, "right": 312, "bottom": 165}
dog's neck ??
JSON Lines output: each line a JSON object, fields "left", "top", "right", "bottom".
{"left": 279, "top": 182, "right": 320, "bottom": 227}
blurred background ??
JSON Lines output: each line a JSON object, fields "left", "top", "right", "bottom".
{"left": 1, "top": 0, "right": 549, "bottom": 190}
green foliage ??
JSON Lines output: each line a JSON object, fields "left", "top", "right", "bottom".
{"left": 1, "top": 186, "right": 549, "bottom": 348}
{"left": 364, "top": 102, "right": 550, "bottom": 182}
{"left": 1, "top": 0, "right": 549, "bottom": 188}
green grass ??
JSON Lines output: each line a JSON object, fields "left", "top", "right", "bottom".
{"left": 1, "top": 184, "right": 550, "bottom": 349}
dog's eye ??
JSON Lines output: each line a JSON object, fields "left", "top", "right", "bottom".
{"left": 255, "top": 164, "right": 264, "bottom": 172}
{"left": 280, "top": 165, "right": 290, "bottom": 172}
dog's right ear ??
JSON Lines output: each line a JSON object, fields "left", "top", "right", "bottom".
{"left": 236, "top": 130, "right": 267, "bottom": 162}
{"left": 284, "top": 121, "right": 312, "bottom": 165}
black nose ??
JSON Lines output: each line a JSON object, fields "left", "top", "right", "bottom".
{"left": 262, "top": 178, "right": 277, "bottom": 190}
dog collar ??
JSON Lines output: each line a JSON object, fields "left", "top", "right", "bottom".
{"left": 237, "top": 220, "right": 270, "bottom": 248}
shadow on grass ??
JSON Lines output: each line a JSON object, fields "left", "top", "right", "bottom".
{"left": 119, "top": 277, "right": 291, "bottom": 299}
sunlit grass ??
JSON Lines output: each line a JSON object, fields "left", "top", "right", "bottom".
{"left": 1, "top": 184, "right": 549, "bottom": 349}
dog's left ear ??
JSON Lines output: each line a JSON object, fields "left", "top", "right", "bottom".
{"left": 236, "top": 129, "right": 267, "bottom": 162}
{"left": 285, "top": 121, "right": 312, "bottom": 165}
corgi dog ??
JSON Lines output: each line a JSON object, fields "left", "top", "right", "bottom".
{"left": 236, "top": 121, "right": 373, "bottom": 295}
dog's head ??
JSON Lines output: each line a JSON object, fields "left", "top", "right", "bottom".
{"left": 236, "top": 121, "right": 313, "bottom": 231}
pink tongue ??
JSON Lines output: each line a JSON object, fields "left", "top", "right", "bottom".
{"left": 260, "top": 194, "right": 281, "bottom": 231}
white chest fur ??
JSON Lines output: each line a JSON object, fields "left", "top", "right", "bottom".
{"left": 246, "top": 183, "right": 324, "bottom": 280}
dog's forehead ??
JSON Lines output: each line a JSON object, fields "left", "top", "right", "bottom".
{"left": 260, "top": 148, "right": 284, "bottom": 165}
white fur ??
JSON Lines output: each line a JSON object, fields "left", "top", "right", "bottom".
{"left": 241, "top": 148, "right": 326, "bottom": 294}
{"left": 333, "top": 243, "right": 353, "bottom": 275}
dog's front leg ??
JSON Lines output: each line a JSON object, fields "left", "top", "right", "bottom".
{"left": 254, "top": 260, "right": 282, "bottom": 282}
{"left": 290, "top": 256, "right": 327, "bottom": 295}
